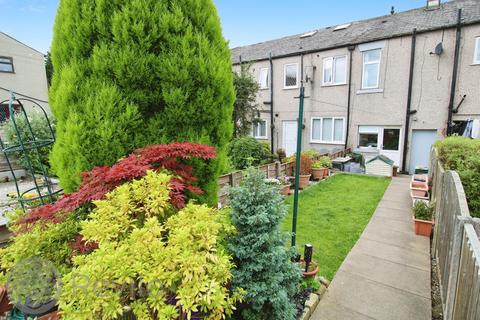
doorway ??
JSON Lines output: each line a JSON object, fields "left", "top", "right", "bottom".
{"left": 358, "top": 126, "right": 402, "bottom": 166}
{"left": 409, "top": 130, "right": 437, "bottom": 174}
{"left": 283, "top": 121, "right": 298, "bottom": 156}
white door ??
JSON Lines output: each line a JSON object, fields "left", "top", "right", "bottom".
{"left": 283, "top": 121, "right": 298, "bottom": 156}
{"left": 379, "top": 128, "right": 401, "bottom": 167}
{"left": 358, "top": 126, "right": 401, "bottom": 166}
{"left": 409, "top": 130, "right": 437, "bottom": 174}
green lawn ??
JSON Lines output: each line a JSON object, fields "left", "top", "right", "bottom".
{"left": 282, "top": 173, "right": 390, "bottom": 280}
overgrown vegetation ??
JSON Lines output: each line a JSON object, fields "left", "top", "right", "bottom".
{"left": 227, "top": 137, "right": 273, "bottom": 170}
{"left": 232, "top": 64, "right": 260, "bottom": 138}
{"left": 435, "top": 137, "right": 480, "bottom": 217}
{"left": 229, "top": 168, "right": 301, "bottom": 320}
{"left": 3, "top": 112, "right": 55, "bottom": 173}
{"left": 49, "top": 0, "right": 234, "bottom": 205}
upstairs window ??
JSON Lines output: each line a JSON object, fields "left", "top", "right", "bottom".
{"left": 252, "top": 119, "right": 268, "bottom": 139}
{"left": 0, "top": 57, "right": 14, "bottom": 73}
{"left": 322, "top": 55, "right": 347, "bottom": 85}
{"left": 474, "top": 37, "right": 480, "bottom": 65}
{"left": 259, "top": 67, "right": 269, "bottom": 89}
{"left": 362, "top": 49, "right": 381, "bottom": 89}
{"left": 284, "top": 63, "right": 298, "bottom": 89}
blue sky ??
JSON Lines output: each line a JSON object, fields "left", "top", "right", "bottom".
{"left": 0, "top": 0, "right": 427, "bottom": 54}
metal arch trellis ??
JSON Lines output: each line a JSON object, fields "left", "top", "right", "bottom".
{"left": 0, "top": 92, "right": 62, "bottom": 211}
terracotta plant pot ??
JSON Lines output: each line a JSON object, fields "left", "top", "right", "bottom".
{"left": 300, "top": 260, "right": 319, "bottom": 279}
{"left": 298, "top": 174, "right": 311, "bottom": 189}
{"left": 39, "top": 310, "right": 60, "bottom": 320}
{"left": 410, "top": 181, "right": 428, "bottom": 191}
{"left": 0, "top": 286, "right": 12, "bottom": 316}
{"left": 414, "top": 218, "right": 433, "bottom": 237}
{"left": 280, "top": 184, "right": 291, "bottom": 196}
{"left": 311, "top": 168, "right": 328, "bottom": 180}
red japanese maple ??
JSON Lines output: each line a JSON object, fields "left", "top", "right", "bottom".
{"left": 19, "top": 142, "right": 216, "bottom": 226}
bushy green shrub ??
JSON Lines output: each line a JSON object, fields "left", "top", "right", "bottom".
{"left": 435, "top": 137, "right": 480, "bottom": 217}
{"left": 312, "top": 156, "right": 332, "bottom": 169}
{"left": 413, "top": 201, "right": 434, "bottom": 221}
{"left": 228, "top": 168, "right": 301, "bottom": 320}
{"left": 227, "top": 137, "right": 271, "bottom": 170}
{"left": 3, "top": 112, "right": 55, "bottom": 173}
{"left": 49, "top": 0, "right": 234, "bottom": 205}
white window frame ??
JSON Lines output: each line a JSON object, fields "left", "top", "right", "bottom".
{"left": 252, "top": 119, "right": 268, "bottom": 139}
{"left": 259, "top": 67, "right": 269, "bottom": 89}
{"left": 310, "top": 117, "right": 345, "bottom": 144}
{"left": 361, "top": 49, "right": 381, "bottom": 89}
{"left": 474, "top": 37, "right": 480, "bottom": 65}
{"left": 322, "top": 55, "right": 347, "bottom": 86}
{"left": 284, "top": 63, "right": 299, "bottom": 89}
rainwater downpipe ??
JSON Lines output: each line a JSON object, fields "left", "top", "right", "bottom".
{"left": 447, "top": 9, "right": 462, "bottom": 136}
{"left": 269, "top": 52, "right": 275, "bottom": 153}
{"left": 401, "top": 28, "right": 417, "bottom": 173}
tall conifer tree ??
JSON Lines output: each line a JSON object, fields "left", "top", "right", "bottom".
{"left": 50, "top": 0, "right": 234, "bottom": 204}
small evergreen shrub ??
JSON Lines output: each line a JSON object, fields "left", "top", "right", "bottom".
{"left": 435, "top": 137, "right": 480, "bottom": 217}
{"left": 227, "top": 137, "right": 270, "bottom": 170}
{"left": 3, "top": 112, "right": 55, "bottom": 173}
{"left": 228, "top": 168, "right": 301, "bottom": 320}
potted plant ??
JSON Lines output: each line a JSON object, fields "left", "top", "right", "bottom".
{"left": 311, "top": 156, "right": 332, "bottom": 180}
{"left": 0, "top": 285, "right": 12, "bottom": 316}
{"left": 299, "top": 260, "right": 319, "bottom": 279}
{"left": 264, "top": 178, "right": 291, "bottom": 196}
{"left": 413, "top": 200, "right": 434, "bottom": 237}
{"left": 297, "top": 155, "right": 312, "bottom": 189}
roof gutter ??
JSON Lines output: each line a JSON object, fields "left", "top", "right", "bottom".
{"left": 447, "top": 9, "right": 462, "bottom": 136}
{"left": 401, "top": 28, "right": 417, "bottom": 173}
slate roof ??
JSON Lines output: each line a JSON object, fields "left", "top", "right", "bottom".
{"left": 231, "top": 0, "right": 480, "bottom": 64}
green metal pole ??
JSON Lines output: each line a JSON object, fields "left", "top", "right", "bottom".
{"left": 291, "top": 85, "right": 305, "bottom": 247}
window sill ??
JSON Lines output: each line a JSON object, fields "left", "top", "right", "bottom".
{"left": 283, "top": 86, "right": 299, "bottom": 90}
{"left": 310, "top": 140, "right": 345, "bottom": 145}
{"left": 356, "top": 88, "right": 383, "bottom": 95}
{"left": 254, "top": 137, "right": 269, "bottom": 140}
{"left": 0, "top": 70, "right": 15, "bottom": 74}
{"left": 259, "top": 87, "right": 270, "bottom": 91}
{"left": 471, "top": 62, "right": 480, "bottom": 66}
{"left": 321, "top": 83, "right": 347, "bottom": 87}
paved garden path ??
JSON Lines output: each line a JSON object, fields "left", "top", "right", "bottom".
{"left": 312, "top": 175, "right": 431, "bottom": 320}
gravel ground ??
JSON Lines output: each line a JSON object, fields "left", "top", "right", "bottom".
{"left": 431, "top": 249, "right": 443, "bottom": 320}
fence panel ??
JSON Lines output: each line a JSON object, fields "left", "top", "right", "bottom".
{"left": 430, "top": 148, "right": 480, "bottom": 320}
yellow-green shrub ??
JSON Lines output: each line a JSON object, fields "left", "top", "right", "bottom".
{"left": 59, "top": 171, "right": 242, "bottom": 319}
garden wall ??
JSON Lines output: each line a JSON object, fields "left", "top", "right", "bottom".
{"left": 218, "top": 149, "right": 350, "bottom": 206}
{"left": 430, "top": 148, "right": 480, "bottom": 320}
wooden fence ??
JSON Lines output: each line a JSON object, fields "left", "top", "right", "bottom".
{"left": 430, "top": 149, "right": 480, "bottom": 320}
{"left": 218, "top": 148, "right": 350, "bottom": 206}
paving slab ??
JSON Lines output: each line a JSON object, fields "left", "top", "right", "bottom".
{"left": 312, "top": 176, "right": 431, "bottom": 320}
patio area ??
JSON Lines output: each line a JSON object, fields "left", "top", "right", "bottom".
{"left": 312, "top": 175, "right": 431, "bottom": 320}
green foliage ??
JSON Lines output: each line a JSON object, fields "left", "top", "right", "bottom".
{"left": 233, "top": 64, "right": 259, "bottom": 138}
{"left": 45, "top": 51, "right": 53, "bottom": 87}
{"left": 50, "top": 0, "right": 234, "bottom": 205}
{"left": 301, "top": 150, "right": 321, "bottom": 159}
{"left": 60, "top": 171, "right": 242, "bottom": 319}
{"left": 228, "top": 168, "right": 301, "bottom": 320}
{"left": 227, "top": 137, "right": 271, "bottom": 170}
{"left": 0, "top": 216, "right": 80, "bottom": 281}
{"left": 4, "top": 112, "right": 55, "bottom": 173}
{"left": 260, "top": 141, "right": 276, "bottom": 163}
{"left": 300, "top": 278, "right": 320, "bottom": 291}
{"left": 435, "top": 137, "right": 480, "bottom": 217}
{"left": 413, "top": 201, "right": 434, "bottom": 221}
{"left": 312, "top": 156, "right": 332, "bottom": 169}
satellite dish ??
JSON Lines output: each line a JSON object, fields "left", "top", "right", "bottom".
{"left": 434, "top": 42, "right": 443, "bottom": 55}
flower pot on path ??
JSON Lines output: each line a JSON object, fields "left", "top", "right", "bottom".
{"left": 280, "top": 184, "right": 291, "bottom": 196}
{"left": 298, "top": 174, "right": 311, "bottom": 189}
{"left": 300, "top": 260, "right": 319, "bottom": 279}
{"left": 311, "top": 168, "right": 328, "bottom": 180}
{"left": 414, "top": 218, "right": 433, "bottom": 237}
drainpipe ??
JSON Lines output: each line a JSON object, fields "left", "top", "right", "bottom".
{"left": 344, "top": 46, "right": 355, "bottom": 150}
{"left": 447, "top": 9, "right": 462, "bottom": 136}
{"left": 269, "top": 52, "right": 275, "bottom": 153}
{"left": 401, "top": 28, "right": 417, "bottom": 173}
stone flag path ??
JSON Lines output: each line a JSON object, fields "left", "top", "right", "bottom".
{"left": 312, "top": 175, "right": 431, "bottom": 320}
